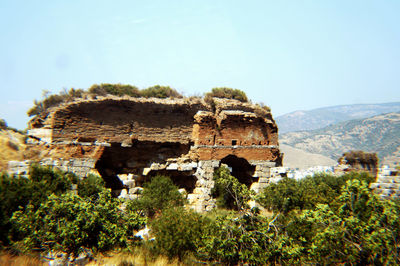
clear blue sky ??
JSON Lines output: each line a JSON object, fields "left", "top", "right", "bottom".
{"left": 1, "top": 0, "right": 399, "bottom": 129}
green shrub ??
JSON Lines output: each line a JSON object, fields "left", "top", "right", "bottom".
{"left": 205, "top": 87, "right": 248, "bottom": 103}
{"left": 77, "top": 174, "right": 105, "bottom": 200}
{"left": 257, "top": 172, "right": 375, "bottom": 214}
{"left": 127, "top": 175, "right": 184, "bottom": 217}
{"left": 88, "top": 83, "right": 140, "bottom": 97}
{"left": 0, "top": 166, "right": 76, "bottom": 247}
{"left": 212, "top": 166, "right": 253, "bottom": 210}
{"left": 300, "top": 180, "right": 400, "bottom": 264}
{"left": 140, "top": 85, "right": 182, "bottom": 99}
{"left": 199, "top": 209, "right": 303, "bottom": 265}
{"left": 11, "top": 191, "right": 139, "bottom": 256}
{"left": 150, "top": 207, "right": 208, "bottom": 260}
{"left": 0, "top": 173, "right": 32, "bottom": 246}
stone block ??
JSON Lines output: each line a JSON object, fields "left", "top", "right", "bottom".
{"left": 258, "top": 178, "right": 269, "bottom": 183}
{"left": 118, "top": 189, "right": 128, "bottom": 199}
{"left": 166, "top": 163, "right": 178, "bottom": 170}
{"left": 123, "top": 180, "right": 136, "bottom": 188}
{"left": 195, "top": 179, "right": 207, "bottom": 187}
{"left": 130, "top": 187, "right": 143, "bottom": 195}
{"left": 142, "top": 168, "right": 151, "bottom": 175}
{"left": 193, "top": 187, "right": 206, "bottom": 194}
{"left": 178, "top": 163, "right": 194, "bottom": 171}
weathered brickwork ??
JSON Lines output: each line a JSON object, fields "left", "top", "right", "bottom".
{"left": 23, "top": 96, "right": 282, "bottom": 211}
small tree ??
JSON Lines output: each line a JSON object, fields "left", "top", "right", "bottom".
{"left": 212, "top": 166, "right": 253, "bottom": 211}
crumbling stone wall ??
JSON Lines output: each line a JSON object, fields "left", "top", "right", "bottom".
{"left": 25, "top": 96, "right": 282, "bottom": 211}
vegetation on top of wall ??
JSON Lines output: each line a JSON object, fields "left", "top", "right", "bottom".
{"left": 0, "top": 119, "right": 7, "bottom": 130}
{"left": 140, "top": 85, "right": 182, "bottom": 99}
{"left": 27, "top": 83, "right": 260, "bottom": 118}
{"left": 27, "top": 84, "right": 185, "bottom": 117}
{"left": 204, "top": 87, "right": 249, "bottom": 103}
{"left": 88, "top": 83, "right": 140, "bottom": 97}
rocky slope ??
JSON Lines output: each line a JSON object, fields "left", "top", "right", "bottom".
{"left": 280, "top": 112, "right": 400, "bottom": 166}
{"left": 276, "top": 102, "right": 400, "bottom": 133}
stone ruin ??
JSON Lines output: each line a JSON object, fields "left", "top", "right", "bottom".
{"left": 13, "top": 96, "right": 282, "bottom": 211}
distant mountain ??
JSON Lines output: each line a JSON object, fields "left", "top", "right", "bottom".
{"left": 276, "top": 102, "right": 400, "bottom": 134}
{"left": 280, "top": 112, "right": 400, "bottom": 166}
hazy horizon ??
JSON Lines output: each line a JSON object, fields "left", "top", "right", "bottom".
{"left": 1, "top": 1, "right": 400, "bottom": 129}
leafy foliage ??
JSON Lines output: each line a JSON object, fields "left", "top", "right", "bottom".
{"left": 11, "top": 191, "right": 144, "bottom": 256}
{"left": 300, "top": 180, "right": 400, "bottom": 264}
{"left": 27, "top": 89, "right": 86, "bottom": 117}
{"left": 212, "top": 166, "right": 253, "bottom": 210}
{"left": 205, "top": 87, "right": 248, "bottom": 103}
{"left": 150, "top": 207, "right": 208, "bottom": 260}
{"left": 127, "top": 175, "right": 184, "bottom": 217}
{"left": 199, "top": 209, "right": 303, "bottom": 265}
{"left": 76, "top": 174, "right": 105, "bottom": 200}
{"left": 0, "top": 165, "right": 76, "bottom": 247}
{"left": 257, "top": 172, "right": 374, "bottom": 214}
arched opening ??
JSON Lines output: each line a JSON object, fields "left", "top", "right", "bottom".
{"left": 144, "top": 170, "right": 197, "bottom": 193}
{"left": 95, "top": 141, "right": 191, "bottom": 195}
{"left": 220, "top": 155, "right": 257, "bottom": 187}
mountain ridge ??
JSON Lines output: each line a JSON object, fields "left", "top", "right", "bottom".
{"left": 280, "top": 112, "right": 400, "bottom": 166}
{"left": 276, "top": 102, "right": 400, "bottom": 133}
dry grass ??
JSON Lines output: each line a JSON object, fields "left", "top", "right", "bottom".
{"left": 0, "top": 253, "right": 45, "bottom": 266}
{"left": 88, "top": 251, "right": 183, "bottom": 266}
{"left": 0, "top": 130, "right": 26, "bottom": 171}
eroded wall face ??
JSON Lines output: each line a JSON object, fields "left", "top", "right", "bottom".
{"left": 51, "top": 99, "right": 207, "bottom": 144}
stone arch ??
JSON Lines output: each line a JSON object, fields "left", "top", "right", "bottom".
{"left": 220, "top": 155, "right": 257, "bottom": 187}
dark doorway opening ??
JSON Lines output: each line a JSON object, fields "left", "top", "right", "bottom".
{"left": 220, "top": 155, "right": 257, "bottom": 187}
{"left": 144, "top": 170, "right": 197, "bottom": 193}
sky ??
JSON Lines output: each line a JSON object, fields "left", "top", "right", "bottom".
{"left": 0, "top": 0, "right": 399, "bottom": 129}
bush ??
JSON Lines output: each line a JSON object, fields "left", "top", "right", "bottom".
{"left": 0, "top": 166, "right": 76, "bottom": 247}
{"left": 150, "top": 207, "right": 208, "bottom": 260}
{"left": 127, "top": 175, "right": 184, "bottom": 217}
{"left": 0, "top": 173, "right": 32, "bottom": 246}
{"left": 77, "top": 174, "right": 105, "bottom": 200}
{"left": 205, "top": 87, "right": 248, "bottom": 103}
{"left": 212, "top": 166, "right": 253, "bottom": 210}
{"left": 257, "top": 172, "right": 375, "bottom": 214}
{"left": 199, "top": 209, "right": 303, "bottom": 265}
{"left": 11, "top": 191, "right": 140, "bottom": 256}
{"left": 300, "top": 180, "right": 400, "bottom": 264}
{"left": 88, "top": 83, "right": 140, "bottom": 97}
{"left": 140, "top": 85, "right": 182, "bottom": 99}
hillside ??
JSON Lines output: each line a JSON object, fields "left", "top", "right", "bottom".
{"left": 280, "top": 112, "right": 400, "bottom": 166}
{"left": 276, "top": 102, "right": 400, "bottom": 133}
{"left": 0, "top": 129, "right": 27, "bottom": 171}
{"left": 280, "top": 144, "right": 337, "bottom": 169}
